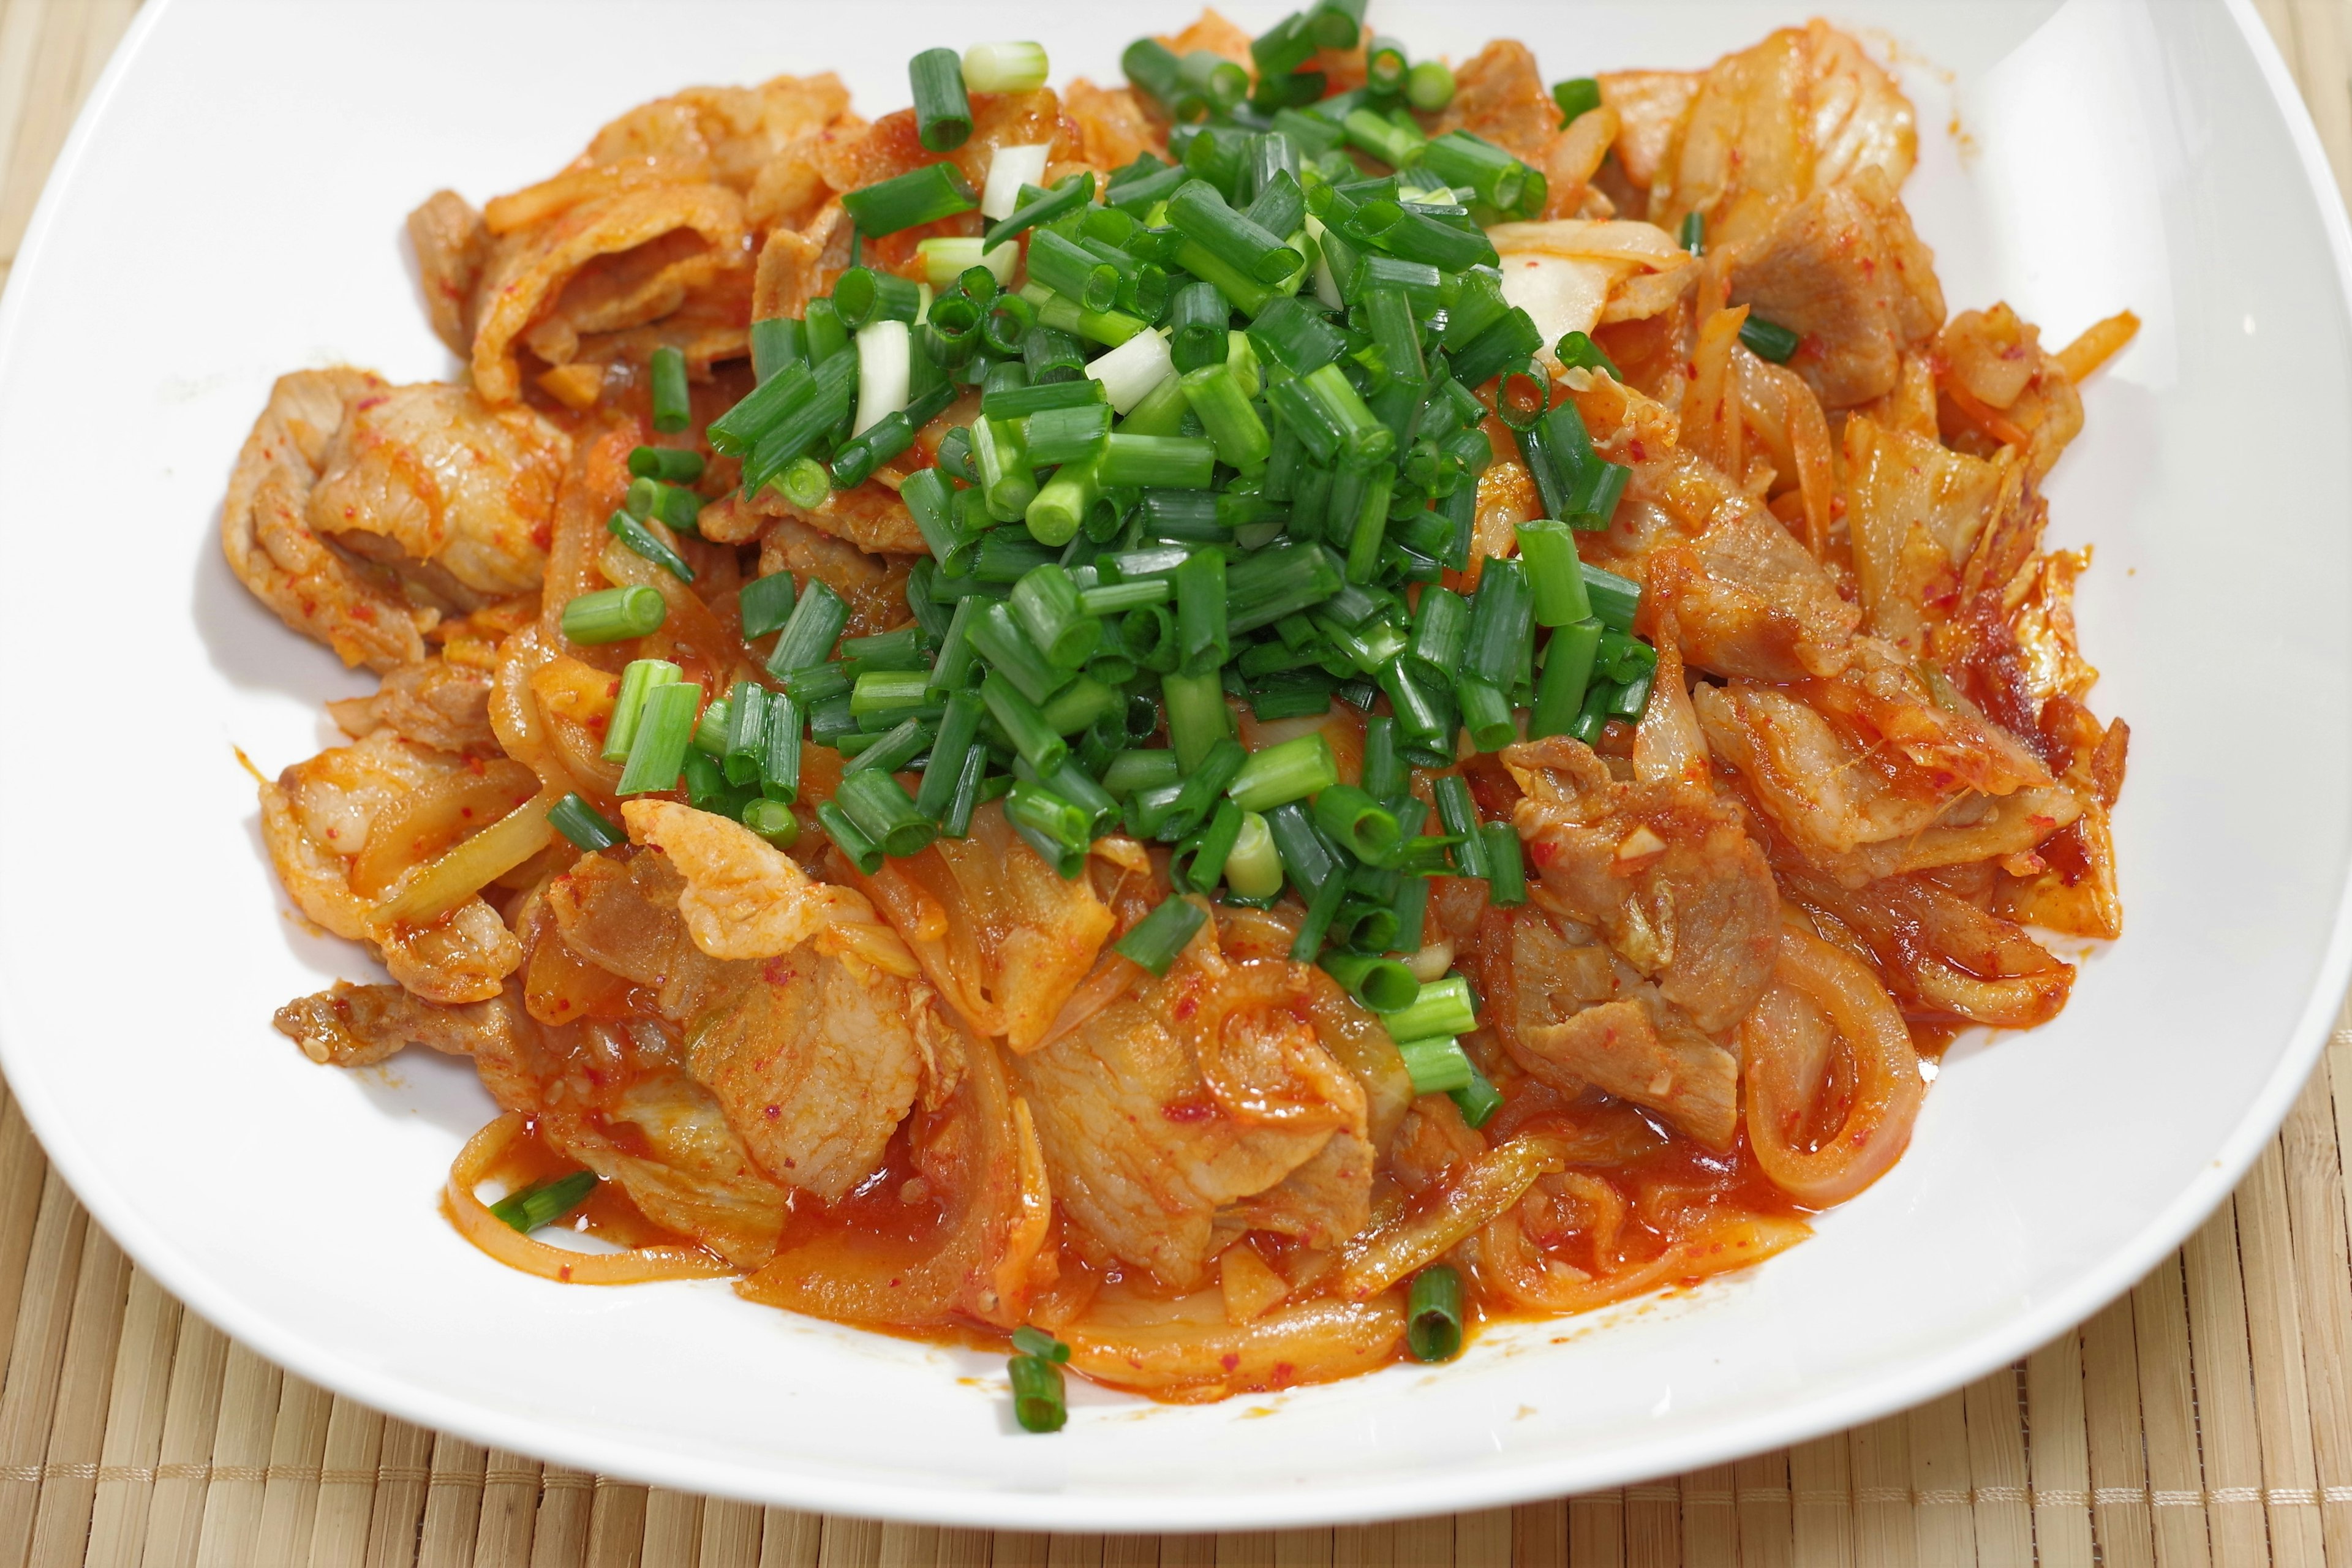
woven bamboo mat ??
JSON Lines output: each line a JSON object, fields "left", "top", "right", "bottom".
{"left": 7, "top": 1, "right": 2352, "bottom": 1562}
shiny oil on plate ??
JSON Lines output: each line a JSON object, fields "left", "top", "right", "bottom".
{"left": 0, "top": 0, "right": 2346, "bottom": 1532}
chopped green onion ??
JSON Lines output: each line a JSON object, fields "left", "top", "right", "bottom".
{"left": 628, "top": 445, "right": 704, "bottom": 483}
{"left": 1025, "top": 401, "right": 1114, "bottom": 467}
{"left": 1008, "top": 1352, "right": 1068, "bottom": 1434}
{"left": 816, "top": 801, "right": 884, "bottom": 873}
{"left": 1311, "top": 783, "right": 1401, "bottom": 862}
{"left": 606, "top": 511, "right": 694, "bottom": 582}
{"left": 1430, "top": 775, "right": 1486, "bottom": 879}
{"left": 1323, "top": 948, "right": 1420, "bottom": 1013}
{"left": 973, "top": 601, "right": 1074, "bottom": 704}
{"left": 1555, "top": 330, "right": 1622, "bottom": 380}
{"left": 1553, "top": 77, "right": 1602, "bottom": 126}
{"left": 1006, "top": 777, "right": 1093, "bottom": 861}
{"left": 1117, "top": 894, "right": 1207, "bottom": 975}
{"left": 1450, "top": 1060, "right": 1502, "bottom": 1129}
{"left": 1167, "top": 179, "right": 1303, "bottom": 285}
{"left": 910, "top": 47, "right": 973, "bottom": 151}
{"left": 1028, "top": 230, "right": 1121, "bottom": 314}
{"left": 834, "top": 768, "right": 936, "bottom": 858}
{"left": 1223, "top": 810, "right": 1283, "bottom": 897}
{"left": 1740, "top": 314, "right": 1802, "bottom": 363}
{"left": 981, "top": 671, "right": 1070, "bottom": 774}
{"left": 549, "top": 794, "right": 623, "bottom": 853}
{"left": 1306, "top": 0, "right": 1368, "bottom": 49}
{"left": 965, "top": 40, "right": 1050, "bottom": 93}
{"left": 490, "top": 1171, "right": 598, "bottom": 1234}
{"left": 1397, "top": 1035, "right": 1473, "bottom": 1095}
{"left": 738, "top": 796, "right": 800, "bottom": 848}
{"left": 766, "top": 579, "right": 849, "bottom": 679}
{"left": 1482, "top": 821, "right": 1526, "bottom": 905}
{"left": 1679, "top": 209, "right": 1705, "bottom": 255}
{"left": 1178, "top": 363, "right": 1272, "bottom": 471}
{"left": 1406, "top": 59, "right": 1457, "bottom": 112}
{"left": 603, "top": 658, "right": 682, "bottom": 763}
{"left": 738, "top": 573, "right": 796, "bottom": 640}
{"left": 648, "top": 345, "right": 690, "bottom": 433}
{"left": 1173, "top": 548, "right": 1231, "bottom": 679}
{"left": 1406, "top": 1265, "right": 1465, "bottom": 1361}
{"left": 1099, "top": 432, "right": 1218, "bottom": 489}
{"left": 1387, "top": 974, "right": 1479, "bottom": 1044}
{"left": 1012, "top": 564, "right": 1103, "bottom": 668}
{"left": 1102, "top": 748, "right": 1181, "bottom": 797}
{"left": 1530, "top": 619, "right": 1603, "bottom": 741}
{"left": 561, "top": 585, "right": 666, "bottom": 645}
{"left": 1011, "top": 1325, "right": 1071, "bottom": 1363}
{"left": 750, "top": 316, "right": 805, "bottom": 385}
{"left": 841, "top": 162, "right": 979, "bottom": 237}
{"left": 1517, "top": 520, "right": 1593, "bottom": 626}
{"left": 1161, "top": 669, "right": 1230, "bottom": 772}
{"left": 759, "top": 693, "right": 803, "bottom": 802}
{"left": 1228, "top": 731, "right": 1338, "bottom": 812}
{"left": 1464, "top": 557, "right": 1533, "bottom": 687}
{"left": 1582, "top": 562, "right": 1642, "bottom": 631}
{"left": 983, "top": 171, "right": 1094, "bottom": 253}
{"left": 616, "top": 680, "right": 703, "bottom": 794}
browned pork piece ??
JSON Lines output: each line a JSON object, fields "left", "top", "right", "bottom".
{"left": 260, "top": 731, "right": 541, "bottom": 1003}
{"left": 222, "top": 370, "right": 569, "bottom": 670}
{"left": 1503, "top": 735, "right": 1781, "bottom": 1034}
{"left": 1014, "top": 929, "right": 1409, "bottom": 1292}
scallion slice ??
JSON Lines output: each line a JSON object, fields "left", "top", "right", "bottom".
{"left": 548, "top": 794, "right": 623, "bottom": 853}
{"left": 841, "top": 162, "right": 979, "bottom": 237}
{"left": 1406, "top": 1264, "right": 1465, "bottom": 1361}
{"left": 910, "top": 47, "right": 973, "bottom": 151}
{"left": 1115, "top": 894, "right": 1207, "bottom": 976}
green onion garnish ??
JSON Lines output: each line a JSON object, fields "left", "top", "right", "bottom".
{"left": 1406, "top": 1264, "right": 1465, "bottom": 1362}
{"left": 561, "top": 586, "right": 666, "bottom": 645}
{"left": 649, "top": 345, "right": 690, "bottom": 433}
{"left": 1009, "top": 1351, "right": 1068, "bottom": 1433}
{"left": 965, "top": 40, "right": 1049, "bottom": 92}
{"left": 1739, "top": 314, "right": 1803, "bottom": 363}
{"left": 910, "top": 47, "right": 972, "bottom": 151}
{"left": 1115, "top": 895, "right": 1207, "bottom": 975}
{"left": 841, "top": 162, "right": 979, "bottom": 237}
{"left": 606, "top": 511, "right": 694, "bottom": 582}
{"left": 1385, "top": 974, "right": 1479, "bottom": 1044}
{"left": 548, "top": 794, "right": 623, "bottom": 853}
{"left": 616, "top": 680, "right": 702, "bottom": 795}
{"left": 603, "top": 658, "right": 681, "bottom": 764}
{"left": 740, "top": 797, "right": 800, "bottom": 848}
{"left": 1406, "top": 59, "right": 1456, "bottom": 112}
{"left": 489, "top": 1171, "right": 598, "bottom": 1234}
{"left": 628, "top": 445, "right": 704, "bottom": 483}
{"left": 1552, "top": 77, "right": 1602, "bottom": 126}
{"left": 1679, "top": 209, "right": 1705, "bottom": 255}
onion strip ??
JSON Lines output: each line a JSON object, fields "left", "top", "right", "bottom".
{"left": 1741, "top": 925, "right": 1925, "bottom": 1205}
{"left": 371, "top": 794, "right": 556, "bottom": 927}
{"left": 443, "top": 1115, "right": 736, "bottom": 1286}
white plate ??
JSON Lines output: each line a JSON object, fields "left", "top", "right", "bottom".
{"left": 1, "top": 0, "right": 2346, "bottom": 1532}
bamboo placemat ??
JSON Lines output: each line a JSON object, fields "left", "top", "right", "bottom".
{"left": 7, "top": 1, "right": 2352, "bottom": 1562}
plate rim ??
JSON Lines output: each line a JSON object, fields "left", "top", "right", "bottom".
{"left": 4, "top": 0, "right": 2351, "bottom": 1531}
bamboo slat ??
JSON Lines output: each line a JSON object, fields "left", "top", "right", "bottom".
{"left": 7, "top": 1, "right": 2352, "bottom": 1562}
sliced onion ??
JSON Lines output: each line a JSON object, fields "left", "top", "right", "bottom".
{"left": 443, "top": 1114, "right": 736, "bottom": 1286}
{"left": 371, "top": 794, "right": 554, "bottom": 927}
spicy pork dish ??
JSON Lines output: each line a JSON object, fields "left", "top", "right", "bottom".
{"left": 230, "top": 4, "right": 2133, "bottom": 1427}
